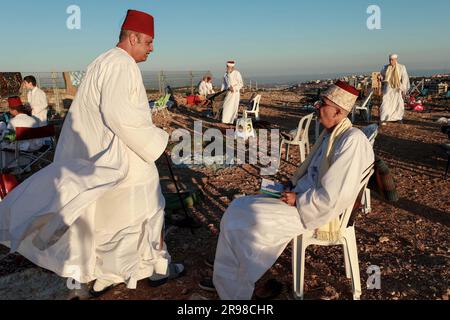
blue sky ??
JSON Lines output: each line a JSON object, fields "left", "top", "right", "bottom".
{"left": 0, "top": 0, "right": 449, "bottom": 78}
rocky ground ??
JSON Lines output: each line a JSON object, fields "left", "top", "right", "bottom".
{"left": 0, "top": 90, "right": 448, "bottom": 300}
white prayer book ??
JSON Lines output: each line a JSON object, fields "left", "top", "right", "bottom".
{"left": 259, "top": 179, "right": 284, "bottom": 198}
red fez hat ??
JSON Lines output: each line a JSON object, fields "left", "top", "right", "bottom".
{"left": 121, "top": 9, "right": 154, "bottom": 38}
{"left": 8, "top": 97, "right": 23, "bottom": 108}
{"left": 335, "top": 80, "right": 360, "bottom": 96}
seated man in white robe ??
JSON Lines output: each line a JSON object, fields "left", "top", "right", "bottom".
{"left": 199, "top": 81, "right": 375, "bottom": 300}
{"left": 379, "top": 54, "right": 410, "bottom": 125}
{"left": 1, "top": 97, "right": 43, "bottom": 169}
{"left": 206, "top": 77, "right": 215, "bottom": 95}
{"left": 198, "top": 76, "right": 209, "bottom": 97}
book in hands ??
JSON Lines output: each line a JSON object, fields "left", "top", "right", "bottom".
{"left": 259, "top": 179, "right": 285, "bottom": 198}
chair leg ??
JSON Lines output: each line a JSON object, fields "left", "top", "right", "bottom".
{"left": 299, "top": 144, "right": 306, "bottom": 163}
{"left": 279, "top": 141, "right": 285, "bottom": 163}
{"left": 292, "top": 236, "right": 307, "bottom": 300}
{"left": 363, "top": 189, "right": 371, "bottom": 213}
{"left": 286, "top": 144, "right": 290, "bottom": 161}
{"left": 445, "top": 154, "right": 450, "bottom": 179}
{"left": 255, "top": 112, "right": 260, "bottom": 121}
{"left": 343, "top": 243, "right": 351, "bottom": 279}
{"left": 344, "top": 227, "right": 362, "bottom": 300}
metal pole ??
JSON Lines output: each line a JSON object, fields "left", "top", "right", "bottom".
{"left": 190, "top": 71, "right": 194, "bottom": 95}
{"left": 51, "top": 72, "right": 61, "bottom": 114}
{"left": 163, "top": 152, "right": 198, "bottom": 233}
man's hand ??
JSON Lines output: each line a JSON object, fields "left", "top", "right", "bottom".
{"left": 280, "top": 192, "right": 297, "bottom": 207}
{"left": 229, "top": 86, "right": 234, "bottom": 92}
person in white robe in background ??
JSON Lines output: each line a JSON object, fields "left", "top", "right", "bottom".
{"left": 198, "top": 76, "right": 210, "bottom": 97}
{"left": 0, "top": 97, "right": 43, "bottom": 168}
{"left": 221, "top": 61, "right": 243, "bottom": 124}
{"left": 379, "top": 54, "right": 410, "bottom": 124}
{"left": 206, "top": 77, "right": 215, "bottom": 95}
{"left": 23, "top": 75, "right": 48, "bottom": 126}
{"left": 0, "top": 10, "right": 183, "bottom": 297}
{"left": 204, "top": 81, "right": 374, "bottom": 300}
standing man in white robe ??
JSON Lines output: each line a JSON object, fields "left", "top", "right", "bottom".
{"left": 379, "top": 54, "right": 410, "bottom": 125}
{"left": 199, "top": 81, "right": 374, "bottom": 300}
{"left": 23, "top": 75, "right": 48, "bottom": 126}
{"left": 221, "top": 61, "right": 243, "bottom": 124}
{"left": 0, "top": 10, "right": 183, "bottom": 297}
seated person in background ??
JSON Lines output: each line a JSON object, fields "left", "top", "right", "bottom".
{"left": 1, "top": 97, "right": 43, "bottom": 153}
{"left": 198, "top": 76, "right": 209, "bottom": 98}
{"left": 23, "top": 75, "right": 49, "bottom": 126}
{"left": 199, "top": 81, "right": 375, "bottom": 299}
{"left": 206, "top": 77, "right": 215, "bottom": 95}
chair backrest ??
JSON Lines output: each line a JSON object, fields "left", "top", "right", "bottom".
{"left": 0, "top": 173, "right": 19, "bottom": 199}
{"left": 339, "top": 165, "right": 375, "bottom": 230}
{"left": 294, "top": 112, "right": 314, "bottom": 142}
{"left": 251, "top": 95, "right": 261, "bottom": 112}
{"left": 357, "top": 90, "right": 374, "bottom": 109}
{"left": 156, "top": 94, "right": 171, "bottom": 107}
{"left": 15, "top": 125, "right": 55, "bottom": 141}
{"left": 361, "top": 124, "right": 379, "bottom": 146}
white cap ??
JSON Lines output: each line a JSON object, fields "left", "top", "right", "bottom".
{"left": 389, "top": 54, "right": 398, "bottom": 59}
{"left": 226, "top": 60, "right": 236, "bottom": 67}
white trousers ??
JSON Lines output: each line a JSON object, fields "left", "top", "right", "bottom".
{"left": 213, "top": 195, "right": 306, "bottom": 300}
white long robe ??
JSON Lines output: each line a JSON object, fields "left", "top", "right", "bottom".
{"left": 380, "top": 63, "right": 410, "bottom": 122}
{"left": 198, "top": 81, "right": 209, "bottom": 97}
{"left": 27, "top": 87, "right": 48, "bottom": 126}
{"left": 0, "top": 47, "right": 170, "bottom": 289}
{"left": 206, "top": 82, "right": 215, "bottom": 95}
{"left": 213, "top": 128, "right": 374, "bottom": 300}
{"left": 221, "top": 70, "right": 243, "bottom": 124}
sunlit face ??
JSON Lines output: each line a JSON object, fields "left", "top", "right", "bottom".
{"left": 389, "top": 57, "right": 398, "bottom": 66}
{"left": 22, "top": 81, "right": 34, "bottom": 90}
{"left": 226, "top": 65, "right": 234, "bottom": 73}
{"left": 316, "top": 97, "right": 343, "bottom": 129}
{"left": 130, "top": 33, "right": 154, "bottom": 63}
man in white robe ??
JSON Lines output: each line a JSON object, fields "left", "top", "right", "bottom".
{"left": 379, "top": 54, "right": 410, "bottom": 124}
{"left": 198, "top": 76, "right": 209, "bottom": 97}
{"left": 221, "top": 61, "right": 243, "bottom": 124}
{"left": 0, "top": 10, "right": 182, "bottom": 296}
{"left": 206, "top": 77, "right": 215, "bottom": 95}
{"left": 202, "top": 81, "right": 374, "bottom": 300}
{"left": 23, "top": 75, "right": 48, "bottom": 126}
{"left": 1, "top": 97, "right": 43, "bottom": 168}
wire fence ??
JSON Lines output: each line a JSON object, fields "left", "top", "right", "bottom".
{"left": 3, "top": 71, "right": 257, "bottom": 115}
{"left": 21, "top": 70, "right": 213, "bottom": 94}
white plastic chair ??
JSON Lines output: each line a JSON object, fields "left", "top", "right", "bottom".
{"left": 280, "top": 113, "right": 314, "bottom": 163}
{"left": 360, "top": 124, "right": 378, "bottom": 214}
{"left": 243, "top": 95, "right": 261, "bottom": 120}
{"left": 351, "top": 91, "right": 374, "bottom": 123}
{"left": 292, "top": 166, "right": 374, "bottom": 300}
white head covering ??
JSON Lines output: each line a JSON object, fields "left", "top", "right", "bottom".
{"left": 389, "top": 54, "right": 398, "bottom": 60}
{"left": 226, "top": 60, "right": 236, "bottom": 67}
{"left": 321, "top": 81, "right": 360, "bottom": 113}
